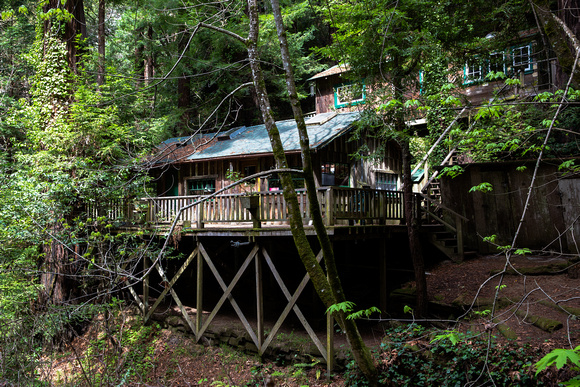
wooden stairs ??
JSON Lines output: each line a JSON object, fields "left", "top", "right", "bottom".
{"left": 422, "top": 224, "right": 475, "bottom": 262}
{"left": 418, "top": 183, "right": 474, "bottom": 262}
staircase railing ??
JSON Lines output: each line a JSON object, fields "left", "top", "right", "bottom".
{"left": 418, "top": 193, "right": 469, "bottom": 258}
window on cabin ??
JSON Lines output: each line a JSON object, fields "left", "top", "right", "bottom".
{"left": 376, "top": 172, "right": 398, "bottom": 191}
{"left": 464, "top": 58, "right": 484, "bottom": 84}
{"left": 321, "top": 163, "right": 350, "bottom": 186}
{"left": 489, "top": 51, "right": 506, "bottom": 74}
{"left": 334, "top": 83, "right": 365, "bottom": 108}
{"left": 512, "top": 44, "right": 532, "bottom": 73}
{"left": 188, "top": 178, "right": 215, "bottom": 195}
{"left": 268, "top": 168, "right": 305, "bottom": 191}
{"left": 244, "top": 165, "right": 257, "bottom": 184}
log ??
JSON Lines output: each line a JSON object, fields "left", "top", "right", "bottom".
{"left": 493, "top": 319, "right": 518, "bottom": 340}
{"left": 489, "top": 262, "right": 570, "bottom": 276}
{"left": 538, "top": 300, "right": 580, "bottom": 317}
{"left": 515, "top": 310, "right": 563, "bottom": 333}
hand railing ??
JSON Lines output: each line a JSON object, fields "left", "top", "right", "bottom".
{"left": 89, "top": 187, "right": 412, "bottom": 228}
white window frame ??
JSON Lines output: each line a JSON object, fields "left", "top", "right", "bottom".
{"left": 512, "top": 43, "right": 533, "bottom": 74}
{"left": 488, "top": 51, "right": 506, "bottom": 75}
{"left": 464, "top": 58, "right": 484, "bottom": 84}
{"left": 334, "top": 83, "right": 366, "bottom": 108}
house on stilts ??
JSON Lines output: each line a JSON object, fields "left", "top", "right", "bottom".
{"left": 96, "top": 65, "right": 468, "bottom": 371}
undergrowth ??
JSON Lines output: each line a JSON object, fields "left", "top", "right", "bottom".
{"left": 344, "top": 324, "right": 543, "bottom": 386}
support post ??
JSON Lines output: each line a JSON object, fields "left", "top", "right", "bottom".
{"left": 256, "top": 245, "right": 264, "bottom": 349}
{"left": 326, "top": 311, "right": 334, "bottom": 379}
{"left": 143, "top": 255, "right": 149, "bottom": 315}
{"left": 416, "top": 193, "right": 422, "bottom": 226}
{"left": 196, "top": 241, "right": 204, "bottom": 333}
{"left": 380, "top": 239, "right": 387, "bottom": 315}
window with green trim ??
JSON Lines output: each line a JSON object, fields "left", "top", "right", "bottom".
{"left": 376, "top": 172, "right": 398, "bottom": 191}
{"left": 487, "top": 51, "right": 507, "bottom": 76}
{"left": 188, "top": 178, "right": 215, "bottom": 195}
{"left": 512, "top": 43, "right": 533, "bottom": 74}
{"left": 334, "top": 83, "right": 365, "bottom": 108}
{"left": 464, "top": 57, "right": 485, "bottom": 84}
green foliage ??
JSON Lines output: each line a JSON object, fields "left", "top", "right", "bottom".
{"left": 535, "top": 346, "right": 580, "bottom": 378}
{"left": 514, "top": 247, "right": 532, "bottom": 256}
{"left": 439, "top": 165, "right": 464, "bottom": 179}
{"left": 469, "top": 182, "right": 493, "bottom": 193}
{"left": 344, "top": 324, "right": 540, "bottom": 386}
{"left": 326, "top": 301, "right": 381, "bottom": 320}
{"left": 430, "top": 330, "right": 461, "bottom": 345}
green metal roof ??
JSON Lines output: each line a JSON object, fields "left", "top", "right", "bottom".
{"left": 184, "top": 112, "right": 360, "bottom": 161}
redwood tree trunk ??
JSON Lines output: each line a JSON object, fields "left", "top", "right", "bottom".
{"left": 177, "top": 27, "right": 191, "bottom": 129}
{"left": 44, "top": 0, "right": 86, "bottom": 74}
{"left": 97, "top": 0, "right": 105, "bottom": 86}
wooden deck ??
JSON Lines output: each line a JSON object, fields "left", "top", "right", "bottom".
{"left": 90, "top": 187, "right": 418, "bottom": 232}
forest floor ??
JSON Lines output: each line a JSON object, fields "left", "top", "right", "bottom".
{"left": 39, "top": 253, "right": 579, "bottom": 386}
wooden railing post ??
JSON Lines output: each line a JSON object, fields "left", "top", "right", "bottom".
{"left": 196, "top": 202, "right": 204, "bottom": 229}
{"left": 325, "top": 188, "right": 334, "bottom": 226}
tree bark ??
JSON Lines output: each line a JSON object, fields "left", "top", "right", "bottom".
{"left": 245, "top": 0, "right": 335, "bottom": 307}
{"left": 44, "top": 0, "right": 86, "bottom": 74}
{"left": 97, "top": 0, "right": 105, "bottom": 87}
{"left": 393, "top": 69, "right": 428, "bottom": 317}
{"left": 177, "top": 27, "right": 191, "bottom": 129}
{"left": 269, "top": 0, "right": 377, "bottom": 383}
{"left": 145, "top": 26, "right": 154, "bottom": 86}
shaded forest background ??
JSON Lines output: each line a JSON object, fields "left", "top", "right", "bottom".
{"left": 1, "top": 0, "right": 580, "bottom": 385}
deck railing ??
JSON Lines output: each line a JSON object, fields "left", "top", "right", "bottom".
{"left": 89, "top": 187, "right": 410, "bottom": 228}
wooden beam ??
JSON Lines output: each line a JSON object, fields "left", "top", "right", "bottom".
{"left": 143, "top": 255, "right": 149, "bottom": 314}
{"left": 256, "top": 248, "right": 264, "bottom": 349}
{"left": 126, "top": 280, "right": 145, "bottom": 315}
{"left": 198, "top": 243, "right": 260, "bottom": 347}
{"left": 153, "top": 261, "right": 198, "bottom": 336}
{"left": 327, "top": 311, "right": 334, "bottom": 376}
{"left": 261, "top": 248, "right": 327, "bottom": 360}
{"left": 196, "top": 242, "right": 203, "bottom": 333}
{"left": 143, "top": 248, "right": 198, "bottom": 323}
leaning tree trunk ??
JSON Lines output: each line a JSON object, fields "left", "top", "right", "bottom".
{"left": 269, "top": 0, "right": 377, "bottom": 383}
{"left": 245, "top": 0, "right": 335, "bottom": 307}
{"left": 401, "top": 140, "right": 428, "bottom": 316}
{"left": 393, "top": 70, "right": 428, "bottom": 317}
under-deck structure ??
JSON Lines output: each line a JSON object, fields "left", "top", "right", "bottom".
{"left": 97, "top": 185, "right": 466, "bottom": 372}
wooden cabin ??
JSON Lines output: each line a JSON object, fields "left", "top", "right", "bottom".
{"left": 460, "top": 29, "right": 555, "bottom": 105}
{"left": 153, "top": 112, "right": 402, "bottom": 197}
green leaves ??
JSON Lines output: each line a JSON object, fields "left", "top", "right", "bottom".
{"left": 431, "top": 330, "right": 461, "bottom": 346}
{"left": 469, "top": 182, "right": 493, "bottom": 193}
{"left": 326, "top": 301, "right": 381, "bottom": 320}
{"left": 535, "top": 346, "right": 580, "bottom": 376}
